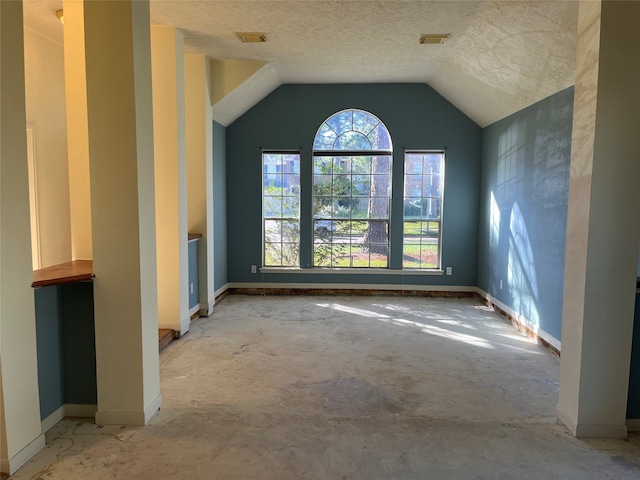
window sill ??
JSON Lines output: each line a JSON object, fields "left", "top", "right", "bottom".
{"left": 259, "top": 267, "right": 444, "bottom": 276}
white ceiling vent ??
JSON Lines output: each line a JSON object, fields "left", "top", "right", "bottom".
{"left": 236, "top": 32, "right": 268, "bottom": 43}
{"left": 419, "top": 34, "right": 450, "bottom": 45}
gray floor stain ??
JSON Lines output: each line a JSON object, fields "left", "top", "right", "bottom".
{"left": 9, "top": 295, "right": 640, "bottom": 480}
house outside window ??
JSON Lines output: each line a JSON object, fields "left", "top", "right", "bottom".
{"left": 263, "top": 152, "right": 301, "bottom": 267}
{"left": 403, "top": 151, "right": 445, "bottom": 269}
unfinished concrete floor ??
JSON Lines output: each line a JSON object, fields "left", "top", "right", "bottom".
{"left": 10, "top": 294, "right": 640, "bottom": 479}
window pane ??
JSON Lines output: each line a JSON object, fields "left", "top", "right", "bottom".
{"left": 313, "top": 123, "right": 338, "bottom": 150}
{"left": 264, "top": 197, "right": 282, "bottom": 218}
{"left": 312, "top": 109, "right": 392, "bottom": 268}
{"left": 314, "top": 157, "right": 332, "bottom": 174}
{"left": 335, "top": 131, "right": 371, "bottom": 150}
{"left": 351, "top": 156, "right": 372, "bottom": 174}
{"left": 326, "top": 110, "right": 353, "bottom": 136}
{"left": 263, "top": 173, "right": 280, "bottom": 190}
{"left": 372, "top": 156, "right": 391, "bottom": 174}
{"left": 352, "top": 175, "right": 371, "bottom": 196}
{"left": 368, "top": 123, "right": 392, "bottom": 150}
{"left": 404, "top": 175, "right": 422, "bottom": 197}
{"left": 263, "top": 153, "right": 300, "bottom": 267}
{"left": 403, "top": 152, "right": 444, "bottom": 269}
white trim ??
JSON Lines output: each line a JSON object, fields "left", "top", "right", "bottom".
{"left": 1, "top": 433, "right": 45, "bottom": 475}
{"left": 41, "top": 405, "right": 65, "bottom": 434}
{"left": 214, "top": 283, "right": 229, "bottom": 299}
{"left": 95, "top": 394, "right": 162, "bottom": 426}
{"left": 228, "top": 282, "right": 476, "bottom": 292}
{"left": 144, "top": 393, "right": 163, "bottom": 424}
{"left": 179, "top": 316, "right": 190, "bottom": 337}
{"left": 259, "top": 267, "right": 444, "bottom": 276}
{"left": 41, "top": 404, "right": 98, "bottom": 434}
{"left": 189, "top": 305, "right": 200, "bottom": 317}
{"left": 65, "top": 404, "right": 98, "bottom": 418}
{"left": 626, "top": 419, "right": 640, "bottom": 432}
{"left": 26, "top": 124, "right": 42, "bottom": 270}
{"left": 475, "top": 287, "right": 561, "bottom": 351}
{"left": 199, "top": 299, "right": 215, "bottom": 317}
{"left": 556, "top": 403, "right": 577, "bottom": 436}
{"left": 557, "top": 404, "right": 628, "bottom": 438}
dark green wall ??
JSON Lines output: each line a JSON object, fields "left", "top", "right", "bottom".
{"left": 214, "top": 121, "right": 228, "bottom": 291}
{"left": 226, "top": 84, "right": 482, "bottom": 286}
{"left": 477, "top": 87, "right": 574, "bottom": 341}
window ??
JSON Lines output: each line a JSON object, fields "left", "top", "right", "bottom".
{"left": 263, "top": 152, "right": 301, "bottom": 267}
{"left": 312, "top": 109, "right": 392, "bottom": 267}
{"left": 403, "top": 152, "right": 444, "bottom": 269}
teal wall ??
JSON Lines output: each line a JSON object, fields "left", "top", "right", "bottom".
{"left": 34, "top": 286, "right": 64, "bottom": 419}
{"left": 34, "top": 283, "right": 97, "bottom": 420}
{"left": 214, "top": 121, "right": 228, "bottom": 291}
{"left": 226, "top": 84, "right": 482, "bottom": 286}
{"left": 477, "top": 87, "right": 574, "bottom": 341}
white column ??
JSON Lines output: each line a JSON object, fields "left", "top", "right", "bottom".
{"left": 0, "top": 0, "right": 45, "bottom": 473}
{"left": 557, "top": 0, "right": 640, "bottom": 438}
{"left": 63, "top": 0, "right": 92, "bottom": 260}
{"left": 84, "top": 0, "right": 161, "bottom": 425}
{"left": 151, "top": 26, "right": 189, "bottom": 335}
{"left": 185, "top": 54, "right": 215, "bottom": 315}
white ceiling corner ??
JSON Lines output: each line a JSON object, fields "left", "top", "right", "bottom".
{"left": 212, "top": 63, "right": 281, "bottom": 127}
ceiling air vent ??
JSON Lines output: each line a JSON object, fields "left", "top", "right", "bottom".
{"left": 236, "top": 32, "right": 268, "bottom": 43}
{"left": 419, "top": 34, "right": 450, "bottom": 45}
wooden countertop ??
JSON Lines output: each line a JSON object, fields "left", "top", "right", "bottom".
{"left": 32, "top": 260, "right": 95, "bottom": 288}
{"left": 188, "top": 233, "right": 203, "bottom": 241}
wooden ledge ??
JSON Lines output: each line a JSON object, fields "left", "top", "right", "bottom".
{"left": 32, "top": 260, "right": 94, "bottom": 288}
{"left": 188, "top": 233, "right": 203, "bottom": 241}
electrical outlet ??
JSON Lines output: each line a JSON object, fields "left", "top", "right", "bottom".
{"left": 500, "top": 279, "right": 503, "bottom": 290}
{"left": 190, "top": 283, "right": 194, "bottom": 294}
{"left": 446, "top": 267, "right": 452, "bottom": 275}
{"left": 251, "top": 265, "right": 257, "bottom": 274}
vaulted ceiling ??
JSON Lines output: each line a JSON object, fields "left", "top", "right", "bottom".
{"left": 22, "top": 0, "right": 578, "bottom": 127}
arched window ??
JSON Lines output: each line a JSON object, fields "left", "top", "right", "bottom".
{"left": 312, "top": 109, "right": 392, "bottom": 268}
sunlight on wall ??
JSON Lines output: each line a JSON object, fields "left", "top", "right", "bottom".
{"left": 508, "top": 202, "right": 540, "bottom": 327}
{"left": 490, "top": 191, "right": 501, "bottom": 253}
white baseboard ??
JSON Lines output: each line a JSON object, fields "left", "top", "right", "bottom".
{"left": 95, "top": 394, "right": 162, "bottom": 426}
{"left": 475, "top": 287, "right": 561, "bottom": 351}
{"left": 158, "top": 314, "right": 190, "bottom": 335}
{"left": 41, "top": 404, "right": 98, "bottom": 434}
{"left": 199, "top": 298, "right": 216, "bottom": 317}
{"left": 65, "top": 403, "right": 98, "bottom": 418}
{"left": 179, "top": 316, "right": 190, "bottom": 337}
{"left": 189, "top": 305, "right": 200, "bottom": 317}
{"left": 557, "top": 403, "right": 628, "bottom": 438}
{"left": 227, "top": 282, "right": 478, "bottom": 292}
{"left": 626, "top": 419, "right": 640, "bottom": 432}
{"left": 41, "top": 406, "right": 65, "bottom": 434}
{"left": 0, "top": 432, "right": 45, "bottom": 475}
{"left": 214, "top": 283, "right": 229, "bottom": 299}
{"left": 144, "top": 393, "right": 163, "bottom": 424}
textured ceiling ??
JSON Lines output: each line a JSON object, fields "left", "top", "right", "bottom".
{"left": 22, "top": 0, "right": 578, "bottom": 127}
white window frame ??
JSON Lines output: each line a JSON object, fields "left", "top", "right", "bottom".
{"left": 402, "top": 151, "right": 445, "bottom": 270}
{"left": 262, "top": 151, "right": 301, "bottom": 267}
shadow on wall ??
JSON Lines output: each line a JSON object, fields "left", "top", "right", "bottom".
{"left": 480, "top": 87, "right": 573, "bottom": 342}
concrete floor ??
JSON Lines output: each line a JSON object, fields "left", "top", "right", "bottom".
{"left": 9, "top": 294, "right": 640, "bottom": 479}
